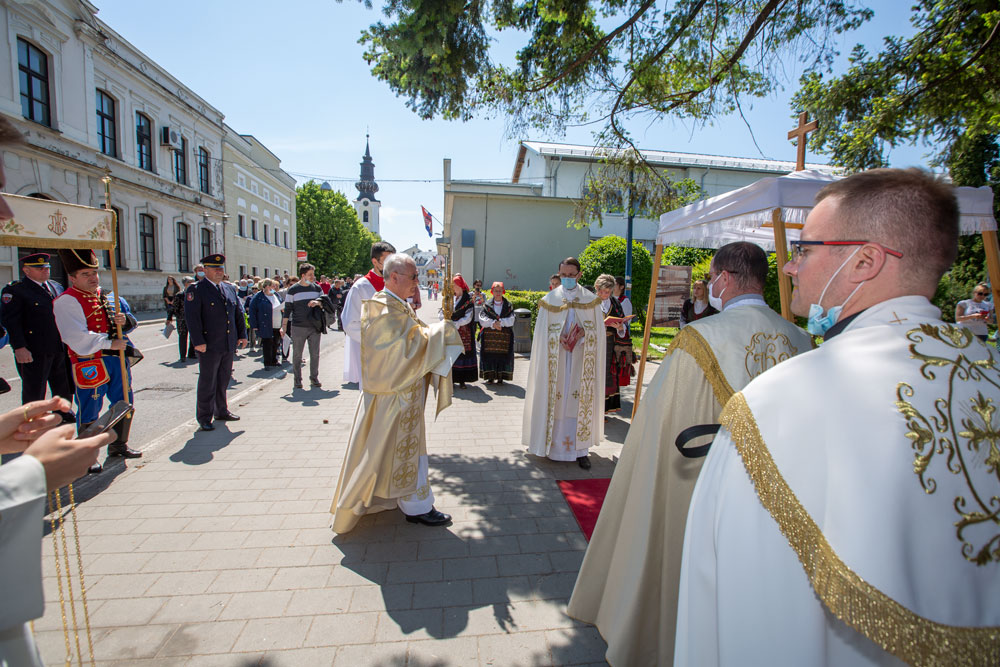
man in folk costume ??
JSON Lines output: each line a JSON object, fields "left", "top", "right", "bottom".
{"left": 52, "top": 249, "right": 141, "bottom": 473}
{"left": 523, "top": 257, "right": 605, "bottom": 470}
{"left": 676, "top": 169, "right": 1000, "bottom": 666}
{"left": 342, "top": 241, "right": 396, "bottom": 388}
{"left": 330, "top": 254, "right": 463, "bottom": 532}
{"left": 568, "top": 242, "right": 810, "bottom": 666}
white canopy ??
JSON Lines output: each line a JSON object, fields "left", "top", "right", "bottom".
{"left": 657, "top": 169, "right": 997, "bottom": 249}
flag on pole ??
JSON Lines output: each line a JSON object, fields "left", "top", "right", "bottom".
{"left": 421, "top": 206, "right": 433, "bottom": 237}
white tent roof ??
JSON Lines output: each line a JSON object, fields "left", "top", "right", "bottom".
{"left": 657, "top": 169, "right": 997, "bottom": 250}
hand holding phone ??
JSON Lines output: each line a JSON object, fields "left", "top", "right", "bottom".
{"left": 78, "top": 401, "right": 132, "bottom": 439}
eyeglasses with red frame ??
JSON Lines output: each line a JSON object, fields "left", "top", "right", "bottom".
{"left": 789, "top": 240, "right": 903, "bottom": 261}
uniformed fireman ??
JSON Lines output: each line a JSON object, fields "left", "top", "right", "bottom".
{"left": 184, "top": 254, "right": 247, "bottom": 431}
{"left": 52, "top": 248, "right": 141, "bottom": 473}
{"left": 0, "top": 252, "right": 75, "bottom": 419}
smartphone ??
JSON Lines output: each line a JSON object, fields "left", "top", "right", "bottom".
{"left": 78, "top": 401, "right": 132, "bottom": 439}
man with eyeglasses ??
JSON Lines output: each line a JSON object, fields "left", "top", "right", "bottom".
{"left": 330, "top": 253, "right": 462, "bottom": 531}
{"left": 676, "top": 168, "right": 1000, "bottom": 665}
{"left": 569, "top": 242, "right": 809, "bottom": 666}
{"left": 955, "top": 283, "right": 994, "bottom": 341}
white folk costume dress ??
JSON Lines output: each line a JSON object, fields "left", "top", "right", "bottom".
{"left": 330, "top": 289, "right": 462, "bottom": 533}
{"left": 522, "top": 285, "right": 605, "bottom": 461}
{"left": 676, "top": 296, "right": 1000, "bottom": 666}
{"left": 342, "top": 270, "right": 382, "bottom": 387}
{"left": 568, "top": 294, "right": 810, "bottom": 666}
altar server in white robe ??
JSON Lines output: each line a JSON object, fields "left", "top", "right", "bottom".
{"left": 342, "top": 241, "right": 395, "bottom": 387}
{"left": 523, "top": 257, "right": 605, "bottom": 469}
{"left": 569, "top": 242, "right": 810, "bottom": 666}
{"left": 676, "top": 168, "right": 1000, "bottom": 666}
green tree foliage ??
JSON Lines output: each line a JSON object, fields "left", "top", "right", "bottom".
{"left": 661, "top": 246, "right": 714, "bottom": 267}
{"left": 295, "top": 182, "right": 376, "bottom": 277}
{"left": 578, "top": 235, "right": 652, "bottom": 316}
{"left": 354, "top": 0, "right": 871, "bottom": 145}
{"left": 792, "top": 2, "right": 1000, "bottom": 171}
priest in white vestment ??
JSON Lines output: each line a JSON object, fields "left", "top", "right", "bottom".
{"left": 330, "top": 254, "right": 462, "bottom": 532}
{"left": 523, "top": 257, "right": 605, "bottom": 469}
{"left": 342, "top": 241, "right": 396, "bottom": 388}
{"left": 569, "top": 242, "right": 811, "bottom": 666}
{"left": 676, "top": 169, "right": 1000, "bottom": 666}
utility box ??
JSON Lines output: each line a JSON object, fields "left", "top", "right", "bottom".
{"left": 513, "top": 308, "right": 532, "bottom": 353}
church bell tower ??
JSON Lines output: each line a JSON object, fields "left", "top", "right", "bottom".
{"left": 353, "top": 134, "right": 380, "bottom": 236}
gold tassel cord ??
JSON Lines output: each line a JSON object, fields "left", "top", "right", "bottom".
{"left": 47, "top": 485, "right": 96, "bottom": 666}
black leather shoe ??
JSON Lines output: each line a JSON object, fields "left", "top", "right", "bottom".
{"left": 198, "top": 422, "right": 215, "bottom": 431}
{"left": 88, "top": 462, "right": 103, "bottom": 474}
{"left": 577, "top": 455, "right": 592, "bottom": 470}
{"left": 405, "top": 507, "right": 452, "bottom": 526}
{"left": 108, "top": 445, "right": 142, "bottom": 459}
{"left": 214, "top": 413, "right": 240, "bottom": 421}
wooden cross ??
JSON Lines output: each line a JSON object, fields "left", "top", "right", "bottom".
{"left": 788, "top": 112, "right": 819, "bottom": 171}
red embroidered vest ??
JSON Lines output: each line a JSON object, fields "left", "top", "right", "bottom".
{"left": 64, "top": 286, "right": 111, "bottom": 360}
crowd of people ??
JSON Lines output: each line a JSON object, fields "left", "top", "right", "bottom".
{"left": 0, "top": 100, "right": 997, "bottom": 667}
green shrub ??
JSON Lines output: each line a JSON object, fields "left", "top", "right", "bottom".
{"left": 661, "top": 246, "right": 714, "bottom": 267}
{"left": 579, "top": 236, "right": 653, "bottom": 318}
{"left": 507, "top": 289, "right": 547, "bottom": 335}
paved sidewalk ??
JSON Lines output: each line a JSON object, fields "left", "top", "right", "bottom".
{"left": 36, "top": 301, "right": 649, "bottom": 666}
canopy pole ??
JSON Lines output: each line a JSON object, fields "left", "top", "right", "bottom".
{"left": 102, "top": 175, "right": 131, "bottom": 402}
{"left": 771, "top": 207, "right": 794, "bottom": 322}
{"left": 631, "top": 243, "right": 663, "bottom": 419}
{"left": 983, "top": 230, "right": 1000, "bottom": 309}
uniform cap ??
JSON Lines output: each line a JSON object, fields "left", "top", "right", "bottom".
{"left": 200, "top": 254, "right": 225, "bottom": 268}
{"left": 20, "top": 252, "right": 50, "bottom": 268}
{"left": 57, "top": 249, "right": 99, "bottom": 274}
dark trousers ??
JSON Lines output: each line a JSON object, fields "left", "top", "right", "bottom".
{"left": 196, "top": 347, "right": 235, "bottom": 424}
{"left": 261, "top": 330, "right": 280, "bottom": 366}
{"left": 18, "top": 352, "right": 73, "bottom": 406}
{"left": 178, "top": 330, "right": 196, "bottom": 360}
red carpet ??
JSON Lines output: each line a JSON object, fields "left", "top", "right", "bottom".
{"left": 557, "top": 478, "right": 612, "bottom": 541}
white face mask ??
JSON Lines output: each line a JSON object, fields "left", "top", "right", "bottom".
{"left": 707, "top": 275, "right": 725, "bottom": 310}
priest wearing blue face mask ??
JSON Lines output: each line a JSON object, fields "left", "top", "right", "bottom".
{"left": 523, "top": 257, "right": 606, "bottom": 469}
{"left": 677, "top": 169, "right": 1000, "bottom": 666}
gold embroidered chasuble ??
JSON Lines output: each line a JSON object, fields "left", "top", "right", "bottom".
{"left": 330, "top": 291, "right": 462, "bottom": 534}
{"left": 676, "top": 296, "right": 1000, "bottom": 667}
{"left": 522, "top": 286, "right": 605, "bottom": 459}
{"left": 568, "top": 297, "right": 810, "bottom": 667}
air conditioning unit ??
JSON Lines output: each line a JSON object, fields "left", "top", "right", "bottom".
{"left": 160, "top": 126, "right": 183, "bottom": 150}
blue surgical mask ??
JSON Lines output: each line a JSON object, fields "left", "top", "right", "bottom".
{"left": 196, "top": 271, "right": 205, "bottom": 279}
{"left": 806, "top": 248, "right": 865, "bottom": 336}
{"left": 561, "top": 277, "right": 577, "bottom": 290}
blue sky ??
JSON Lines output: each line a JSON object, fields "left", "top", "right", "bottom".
{"left": 93, "top": 0, "right": 930, "bottom": 253}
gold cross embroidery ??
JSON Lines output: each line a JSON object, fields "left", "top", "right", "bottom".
{"left": 889, "top": 312, "right": 908, "bottom": 325}
{"left": 572, "top": 390, "right": 579, "bottom": 400}
{"left": 563, "top": 436, "right": 574, "bottom": 451}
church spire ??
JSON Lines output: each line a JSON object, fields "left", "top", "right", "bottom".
{"left": 355, "top": 133, "right": 379, "bottom": 203}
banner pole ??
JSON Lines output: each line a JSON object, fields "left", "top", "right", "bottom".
{"left": 102, "top": 175, "right": 131, "bottom": 402}
{"left": 631, "top": 243, "right": 663, "bottom": 419}
{"left": 772, "top": 207, "right": 794, "bottom": 322}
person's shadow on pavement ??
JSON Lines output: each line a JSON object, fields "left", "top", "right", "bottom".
{"left": 169, "top": 426, "right": 243, "bottom": 465}
{"left": 281, "top": 387, "right": 338, "bottom": 407}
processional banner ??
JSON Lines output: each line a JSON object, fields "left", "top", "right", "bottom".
{"left": 651, "top": 265, "right": 691, "bottom": 328}
{"left": 0, "top": 193, "right": 116, "bottom": 249}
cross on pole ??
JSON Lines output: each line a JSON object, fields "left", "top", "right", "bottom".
{"left": 787, "top": 111, "right": 818, "bottom": 171}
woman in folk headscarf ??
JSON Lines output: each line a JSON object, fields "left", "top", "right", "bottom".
{"left": 478, "top": 281, "right": 515, "bottom": 385}
{"left": 595, "top": 273, "right": 629, "bottom": 415}
{"left": 450, "top": 274, "right": 478, "bottom": 388}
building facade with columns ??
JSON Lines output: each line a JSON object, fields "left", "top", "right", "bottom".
{"left": 442, "top": 140, "right": 835, "bottom": 291}
{"left": 221, "top": 127, "right": 296, "bottom": 281}
{"left": 0, "top": 0, "right": 226, "bottom": 309}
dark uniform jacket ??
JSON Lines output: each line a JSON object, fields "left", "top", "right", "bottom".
{"left": 0, "top": 279, "right": 64, "bottom": 355}
{"left": 183, "top": 279, "right": 246, "bottom": 352}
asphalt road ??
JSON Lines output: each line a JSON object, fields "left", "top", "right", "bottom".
{"left": 0, "top": 317, "right": 347, "bottom": 451}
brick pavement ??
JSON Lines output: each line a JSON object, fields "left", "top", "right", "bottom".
{"left": 35, "top": 300, "right": 650, "bottom": 666}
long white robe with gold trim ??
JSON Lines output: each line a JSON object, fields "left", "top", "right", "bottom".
{"left": 676, "top": 296, "right": 1000, "bottom": 666}
{"left": 522, "top": 286, "right": 605, "bottom": 460}
{"left": 568, "top": 295, "right": 811, "bottom": 666}
{"left": 330, "top": 290, "right": 462, "bottom": 533}
{"left": 342, "top": 276, "right": 377, "bottom": 386}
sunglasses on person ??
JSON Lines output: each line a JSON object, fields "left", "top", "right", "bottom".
{"left": 789, "top": 240, "right": 903, "bottom": 261}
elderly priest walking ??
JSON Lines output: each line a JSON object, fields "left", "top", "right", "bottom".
{"left": 676, "top": 168, "right": 1000, "bottom": 666}
{"left": 568, "top": 242, "right": 810, "bottom": 666}
{"left": 330, "top": 254, "right": 463, "bottom": 532}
